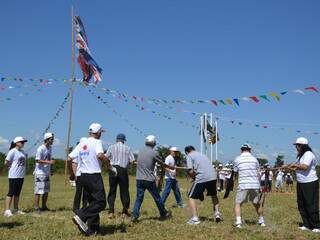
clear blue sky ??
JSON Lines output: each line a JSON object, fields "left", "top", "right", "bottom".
{"left": 1, "top": 0, "right": 320, "bottom": 164}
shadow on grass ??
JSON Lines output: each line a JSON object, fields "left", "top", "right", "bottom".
{"left": 99, "top": 223, "right": 128, "bottom": 236}
{"left": 199, "top": 216, "right": 221, "bottom": 223}
{"left": 0, "top": 222, "right": 24, "bottom": 229}
{"left": 244, "top": 220, "right": 258, "bottom": 226}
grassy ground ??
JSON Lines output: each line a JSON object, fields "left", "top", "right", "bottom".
{"left": 0, "top": 175, "right": 318, "bottom": 240}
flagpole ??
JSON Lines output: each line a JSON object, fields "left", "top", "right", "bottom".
{"left": 204, "top": 112, "right": 208, "bottom": 156}
{"left": 65, "top": 5, "right": 75, "bottom": 185}
{"left": 215, "top": 120, "right": 218, "bottom": 161}
{"left": 200, "top": 115, "right": 203, "bottom": 154}
{"left": 210, "top": 113, "right": 213, "bottom": 163}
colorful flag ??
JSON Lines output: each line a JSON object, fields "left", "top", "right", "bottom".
{"left": 74, "top": 16, "right": 102, "bottom": 84}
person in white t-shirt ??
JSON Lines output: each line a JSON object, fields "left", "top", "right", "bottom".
{"left": 218, "top": 164, "right": 225, "bottom": 192}
{"left": 161, "top": 147, "right": 185, "bottom": 208}
{"left": 69, "top": 137, "right": 88, "bottom": 212}
{"left": 71, "top": 123, "right": 113, "bottom": 236}
{"left": 275, "top": 169, "right": 285, "bottom": 192}
{"left": 285, "top": 173, "right": 293, "bottom": 193}
{"left": 286, "top": 137, "right": 320, "bottom": 233}
{"left": 4, "top": 137, "right": 28, "bottom": 217}
{"left": 233, "top": 143, "right": 265, "bottom": 229}
{"left": 34, "top": 132, "right": 55, "bottom": 212}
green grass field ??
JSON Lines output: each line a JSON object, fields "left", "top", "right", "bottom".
{"left": 0, "top": 175, "right": 318, "bottom": 240}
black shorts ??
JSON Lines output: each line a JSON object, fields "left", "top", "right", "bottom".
{"left": 7, "top": 178, "right": 24, "bottom": 197}
{"left": 188, "top": 180, "right": 217, "bottom": 201}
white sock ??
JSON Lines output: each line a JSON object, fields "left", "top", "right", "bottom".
{"left": 258, "top": 216, "right": 264, "bottom": 223}
{"left": 236, "top": 216, "right": 242, "bottom": 224}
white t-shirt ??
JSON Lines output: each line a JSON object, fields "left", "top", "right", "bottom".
{"left": 296, "top": 151, "right": 318, "bottom": 183}
{"left": 164, "top": 155, "right": 176, "bottom": 179}
{"left": 233, "top": 152, "right": 260, "bottom": 190}
{"left": 219, "top": 170, "right": 226, "bottom": 180}
{"left": 276, "top": 171, "right": 284, "bottom": 181}
{"left": 260, "top": 170, "right": 273, "bottom": 181}
{"left": 69, "top": 143, "right": 82, "bottom": 177}
{"left": 6, "top": 148, "right": 27, "bottom": 178}
{"left": 76, "top": 137, "right": 104, "bottom": 174}
{"left": 34, "top": 144, "right": 52, "bottom": 176}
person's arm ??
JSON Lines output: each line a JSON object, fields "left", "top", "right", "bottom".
{"left": 36, "top": 149, "right": 55, "bottom": 165}
{"left": 72, "top": 161, "right": 78, "bottom": 178}
{"left": 155, "top": 157, "right": 175, "bottom": 170}
{"left": 5, "top": 150, "right": 14, "bottom": 167}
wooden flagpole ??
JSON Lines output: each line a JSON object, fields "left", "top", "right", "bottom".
{"left": 64, "top": 5, "right": 75, "bottom": 185}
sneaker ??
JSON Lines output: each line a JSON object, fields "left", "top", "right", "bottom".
{"left": 299, "top": 226, "right": 310, "bottom": 231}
{"left": 160, "top": 211, "right": 172, "bottom": 221}
{"left": 131, "top": 215, "right": 139, "bottom": 223}
{"left": 34, "top": 208, "right": 41, "bottom": 214}
{"left": 235, "top": 223, "right": 242, "bottom": 229}
{"left": 177, "top": 203, "right": 187, "bottom": 208}
{"left": 187, "top": 217, "right": 201, "bottom": 225}
{"left": 12, "top": 209, "right": 26, "bottom": 215}
{"left": 215, "top": 212, "right": 222, "bottom": 223}
{"left": 4, "top": 210, "right": 13, "bottom": 217}
{"left": 40, "top": 207, "right": 50, "bottom": 212}
{"left": 312, "top": 228, "right": 320, "bottom": 233}
{"left": 259, "top": 222, "right": 266, "bottom": 227}
{"left": 72, "top": 215, "right": 88, "bottom": 234}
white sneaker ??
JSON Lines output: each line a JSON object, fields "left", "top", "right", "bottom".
{"left": 259, "top": 222, "right": 266, "bottom": 227}
{"left": 177, "top": 203, "right": 187, "bottom": 208}
{"left": 187, "top": 217, "right": 201, "bottom": 225}
{"left": 215, "top": 212, "right": 222, "bottom": 222}
{"left": 235, "top": 223, "right": 242, "bottom": 229}
{"left": 299, "top": 226, "right": 310, "bottom": 231}
{"left": 312, "top": 228, "right": 320, "bottom": 233}
{"left": 15, "top": 210, "right": 26, "bottom": 215}
{"left": 4, "top": 210, "right": 13, "bottom": 217}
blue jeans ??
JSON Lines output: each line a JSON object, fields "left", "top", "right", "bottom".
{"left": 161, "top": 179, "right": 183, "bottom": 206}
{"left": 132, "top": 180, "right": 167, "bottom": 218}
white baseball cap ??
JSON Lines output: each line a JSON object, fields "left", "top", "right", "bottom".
{"left": 44, "top": 132, "right": 54, "bottom": 140}
{"left": 146, "top": 135, "right": 156, "bottom": 143}
{"left": 169, "top": 147, "right": 179, "bottom": 152}
{"left": 89, "top": 123, "right": 105, "bottom": 134}
{"left": 241, "top": 143, "right": 251, "bottom": 149}
{"left": 293, "top": 137, "right": 308, "bottom": 145}
{"left": 13, "top": 136, "right": 27, "bottom": 144}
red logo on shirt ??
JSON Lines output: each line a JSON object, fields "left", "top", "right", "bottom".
{"left": 83, "top": 145, "right": 88, "bottom": 150}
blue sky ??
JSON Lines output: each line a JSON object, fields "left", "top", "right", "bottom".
{"left": 1, "top": 0, "right": 320, "bottom": 164}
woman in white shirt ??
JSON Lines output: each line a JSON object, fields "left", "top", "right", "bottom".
{"left": 4, "top": 137, "right": 28, "bottom": 217}
{"left": 288, "top": 137, "right": 319, "bottom": 233}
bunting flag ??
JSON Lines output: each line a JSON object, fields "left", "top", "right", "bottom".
{"left": 74, "top": 16, "right": 102, "bottom": 84}
{"left": 26, "top": 89, "right": 71, "bottom": 152}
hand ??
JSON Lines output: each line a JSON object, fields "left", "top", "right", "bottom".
{"left": 110, "top": 166, "right": 118, "bottom": 176}
{"left": 48, "top": 160, "right": 55, "bottom": 165}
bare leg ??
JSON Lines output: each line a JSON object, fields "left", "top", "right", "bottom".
{"left": 188, "top": 198, "right": 198, "bottom": 218}
{"left": 13, "top": 196, "right": 19, "bottom": 210}
{"left": 34, "top": 194, "right": 40, "bottom": 209}
{"left": 212, "top": 195, "right": 220, "bottom": 213}
{"left": 5, "top": 196, "right": 13, "bottom": 210}
{"left": 42, "top": 193, "right": 48, "bottom": 208}
{"left": 235, "top": 203, "right": 241, "bottom": 218}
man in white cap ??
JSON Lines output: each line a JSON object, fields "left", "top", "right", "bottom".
{"left": 131, "top": 135, "right": 173, "bottom": 222}
{"left": 71, "top": 123, "right": 113, "bottom": 236}
{"left": 34, "top": 132, "right": 55, "bottom": 212}
{"left": 233, "top": 143, "right": 265, "bottom": 228}
{"left": 161, "top": 147, "right": 185, "bottom": 208}
{"left": 184, "top": 145, "right": 221, "bottom": 225}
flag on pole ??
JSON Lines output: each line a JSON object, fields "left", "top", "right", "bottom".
{"left": 74, "top": 16, "right": 102, "bottom": 84}
{"left": 200, "top": 118, "right": 219, "bottom": 145}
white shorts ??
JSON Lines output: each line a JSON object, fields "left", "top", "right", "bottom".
{"left": 34, "top": 174, "right": 50, "bottom": 194}
{"left": 235, "top": 189, "right": 260, "bottom": 204}
{"left": 275, "top": 180, "right": 283, "bottom": 188}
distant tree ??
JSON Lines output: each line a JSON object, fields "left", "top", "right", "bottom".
{"left": 257, "top": 158, "right": 268, "bottom": 166}
{"left": 274, "top": 155, "right": 284, "bottom": 168}
{"left": 0, "top": 152, "right": 6, "bottom": 173}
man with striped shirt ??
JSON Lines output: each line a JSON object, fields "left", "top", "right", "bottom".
{"left": 105, "top": 134, "right": 135, "bottom": 218}
{"left": 233, "top": 143, "right": 265, "bottom": 228}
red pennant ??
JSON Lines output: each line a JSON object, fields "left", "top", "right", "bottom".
{"left": 249, "top": 96, "right": 260, "bottom": 103}
{"left": 305, "top": 86, "right": 319, "bottom": 93}
{"left": 210, "top": 99, "right": 218, "bottom": 106}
